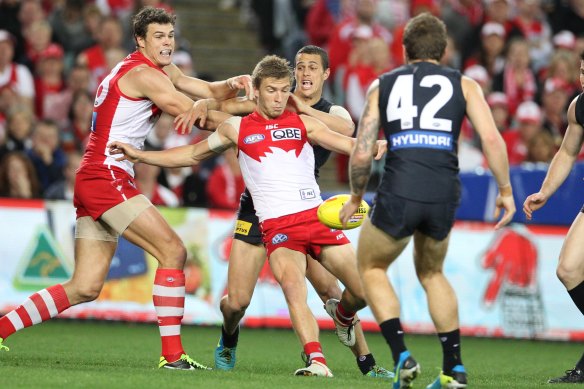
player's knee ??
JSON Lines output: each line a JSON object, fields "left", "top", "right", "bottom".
{"left": 313, "top": 280, "right": 342, "bottom": 302}
{"left": 556, "top": 260, "right": 579, "bottom": 287}
{"left": 279, "top": 279, "right": 305, "bottom": 302}
{"left": 416, "top": 266, "right": 442, "bottom": 286}
{"left": 226, "top": 293, "right": 252, "bottom": 314}
{"left": 74, "top": 284, "right": 102, "bottom": 303}
{"left": 160, "top": 239, "right": 187, "bottom": 268}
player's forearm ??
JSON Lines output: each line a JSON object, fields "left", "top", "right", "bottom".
{"left": 482, "top": 133, "right": 512, "bottom": 191}
{"left": 137, "top": 144, "right": 212, "bottom": 168}
{"left": 349, "top": 153, "right": 372, "bottom": 199}
{"left": 539, "top": 149, "right": 576, "bottom": 198}
{"left": 208, "top": 80, "right": 239, "bottom": 100}
{"left": 303, "top": 106, "right": 354, "bottom": 136}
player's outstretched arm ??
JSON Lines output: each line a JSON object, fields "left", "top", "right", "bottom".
{"left": 109, "top": 116, "right": 239, "bottom": 168}
{"left": 165, "top": 63, "right": 253, "bottom": 101}
{"left": 288, "top": 93, "right": 354, "bottom": 136}
{"left": 463, "top": 76, "right": 515, "bottom": 229}
{"left": 340, "top": 80, "right": 380, "bottom": 227}
{"left": 523, "top": 96, "right": 584, "bottom": 220}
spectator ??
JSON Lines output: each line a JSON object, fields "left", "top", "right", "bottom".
{"left": 465, "top": 22, "right": 506, "bottom": 77}
{"left": 492, "top": 37, "right": 537, "bottom": 116}
{"left": 33, "top": 44, "right": 66, "bottom": 120}
{"left": 205, "top": 149, "right": 245, "bottom": 211}
{"left": 22, "top": 20, "right": 55, "bottom": 69}
{"left": 0, "top": 30, "right": 35, "bottom": 111}
{"left": 487, "top": 92, "right": 511, "bottom": 133}
{"left": 509, "top": 0, "right": 553, "bottom": 72}
{"left": 390, "top": 0, "right": 439, "bottom": 68}
{"left": 526, "top": 130, "right": 556, "bottom": 164}
{"left": 543, "top": 50, "right": 580, "bottom": 97}
{"left": 26, "top": 119, "right": 66, "bottom": 192}
{"left": 61, "top": 90, "right": 93, "bottom": 152}
{"left": 503, "top": 100, "right": 544, "bottom": 165}
{"left": 328, "top": 0, "right": 392, "bottom": 79}
{"left": 441, "top": 0, "right": 484, "bottom": 63}
{"left": 44, "top": 150, "right": 81, "bottom": 200}
{"left": 173, "top": 50, "right": 196, "bottom": 77}
{"left": 344, "top": 35, "right": 392, "bottom": 121}
{"left": 77, "top": 16, "right": 125, "bottom": 93}
{"left": 0, "top": 151, "right": 41, "bottom": 199}
{"left": 305, "top": 0, "right": 348, "bottom": 48}
{"left": 464, "top": 64, "right": 491, "bottom": 96}
{"left": 541, "top": 77, "right": 570, "bottom": 140}
{"left": 49, "top": 0, "right": 95, "bottom": 58}
{"left": 0, "top": 105, "right": 35, "bottom": 162}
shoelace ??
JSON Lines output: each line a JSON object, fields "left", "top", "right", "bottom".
{"left": 0, "top": 340, "right": 8, "bottom": 352}
{"left": 370, "top": 365, "right": 390, "bottom": 375}
{"left": 218, "top": 348, "right": 233, "bottom": 363}
{"left": 181, "top": 354, "right": 210, "bottom": 370}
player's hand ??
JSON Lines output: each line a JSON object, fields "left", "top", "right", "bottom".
{"left": 175, "top": 99, "right": 209, "bottom": 134}
{"left": 108, "top": 141, "right": 142, "bottom": 163}
{"left": 493, "top": 192, "right": 516, "bottom": 229}
{"left": 286, "top": 93, "right": 306, "bottom": 114}
{"left": 339, "top": 196, "right": 361, "bottom": 228}
{"left": 227, "top": 74, "right": 253, "bottom": 100}
{"left": 523, "top": 191, "right": 548, "bottom": 220}
{"left": 374, "top": 140, "right": 387, "bottom": 160}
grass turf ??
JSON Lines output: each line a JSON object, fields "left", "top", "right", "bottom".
{"left": 0, "top": 320, "right": 581, "bottom": 388}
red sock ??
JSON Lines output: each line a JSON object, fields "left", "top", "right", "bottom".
{"left": 154, "top": 269, "right": 186, "bottom": 362}
{"left": 336, "top": 301, "right": 356, "bottom": 326}
{"left": 304, "top": 342, "right": 326, "bottom": 365}
{"left": 0, "top": 284, "right": 70, "bottom": 339}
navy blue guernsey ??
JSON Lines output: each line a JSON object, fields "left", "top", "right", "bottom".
{"left": 378, "top": 62, "right": 466, "bottom": 203}
{"left": 311, "top": 97, "right": 335, "bottom": 178}
{"left": 575, "top": 92, "right": 584, "bottom": 127}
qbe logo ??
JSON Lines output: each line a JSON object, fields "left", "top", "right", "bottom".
{"left": 272, "top": 233, "right": 288, "bottom": 245}
{"left": 271, "top": 128, "right": 301, "bottom": 141}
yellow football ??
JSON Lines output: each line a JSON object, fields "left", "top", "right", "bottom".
{"left": 317, "top": 194, "right": 370, "bottom": 230}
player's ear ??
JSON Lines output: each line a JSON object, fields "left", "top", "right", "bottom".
{"left": 323, "top": 68, "right": 330, "bottom": 81}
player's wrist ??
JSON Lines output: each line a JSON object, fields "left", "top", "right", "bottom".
{"left": 498, "top": 183, "right": 512, "bottom": 197}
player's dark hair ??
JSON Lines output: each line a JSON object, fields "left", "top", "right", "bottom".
{"left": 132, "top": 6, "right": 176, "bottom": 43}
{"left": 252, "top": 55, "right": 293, "bottom": 88}
{"left": 403, "top": 12, "right": 447, "bottom": 62}
{"left": 296, "top": 45, "right": 329, "bottom": 70}
{"left": 580, "top": 50, "right": 584, "bottom": 61}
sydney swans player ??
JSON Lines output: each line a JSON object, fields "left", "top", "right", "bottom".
{"left": 109, "top": 55, "right": 387, "bottom": 377}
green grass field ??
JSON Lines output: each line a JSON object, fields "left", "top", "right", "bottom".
{"left": 0, "top": 320, "right": 581, "bottom": 388}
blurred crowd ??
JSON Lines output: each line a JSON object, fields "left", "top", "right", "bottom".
{"left": 0, "top": 0, "right": 247, "bottom": 208}
{"left": 0, "top": 0, "right": 582, "bottom": 206}
{"left": 234, "top": 0, "right": 584, "bottom": 182}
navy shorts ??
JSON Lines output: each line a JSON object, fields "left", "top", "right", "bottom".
{"left": 370, "top": 191, "right": 459, "bottom": 241}
{"left": 233, "top": 189, "right": 263, "bottom": 245}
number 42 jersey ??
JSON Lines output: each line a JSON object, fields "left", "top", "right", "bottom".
{"left": 378, "top": 61, "right": 467, "bottom": 203}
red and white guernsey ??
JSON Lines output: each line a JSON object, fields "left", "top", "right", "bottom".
{"left": 237, "top": 111, "right": 322, "bottom": 222}
{"left": 80, "top": 51, "right": 163, "bottom": 176}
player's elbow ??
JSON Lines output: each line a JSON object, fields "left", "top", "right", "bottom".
{"left": 340, "top": 121, "right": 355, "bottom": 137}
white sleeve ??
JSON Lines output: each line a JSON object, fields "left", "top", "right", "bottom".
{"left": 15, "top": 65, "right": 35, "bottom": 99}
{"left": 329, "top": 104, "right": 353, "bottom": 122}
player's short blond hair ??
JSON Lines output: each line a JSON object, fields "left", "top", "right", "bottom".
{"left": 251, "top": 55, "right": 293, "bottom": 89}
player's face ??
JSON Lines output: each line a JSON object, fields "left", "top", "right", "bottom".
{"left": 256, "top": 77, "right": 291, "bottom": 119}
{"left": 138, "top": 23, "right": 175, "bottom": 67}
{"left": 294, "top": 53, "right": 329, "bottom": 99}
